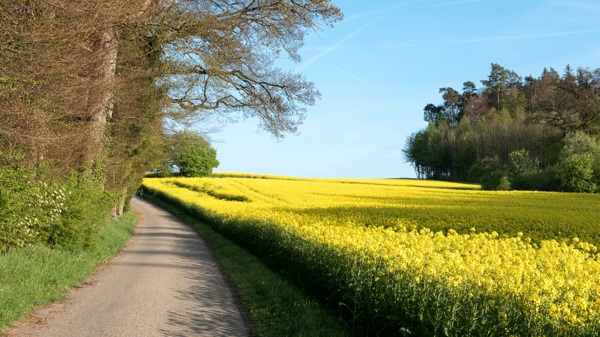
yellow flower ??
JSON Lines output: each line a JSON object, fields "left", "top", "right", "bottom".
{"left": 143, "top": 175, "right": 600, "bottom": 335}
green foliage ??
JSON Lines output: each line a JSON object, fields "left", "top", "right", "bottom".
{"left": 469, "top": 157, "right": 503, "bottom": 190}
{"left": 481, "top": 63, "right": 522, "bottom": 111}
{"left": 558, "top": 153, "right": 597, "bottom": 193}
{"left": 176, "top": 142, "right": 218, "bottom": 177}
{"left": 405, "top": 63, "right": 600, "bottom": 194}
{"left": 508, "top": 149, "right": 537, "bottom": 178}
{"left": 0, "top": 152, "right": 55, "bottom": 251}
{"left": 105, "top": 26, "right": 166, "bottom": 202}
{"left": 497, "top": 176, "right": 512, "bottom": 190}
{"left": 557, "top": 132, "right": 600, "bottom": 193}
{"left": 46, "top": 173, "right": 112, "bottom": 249}
{"left": 510, "top": 166, "right": 561, "bottom": 191}
{"left": 507, "top": 149, "right": 540, "bottom": 188}
{"left": 560, "top": 131, "right": 600, "bottom": 160}
{"left": 156, "top": 130, "right": 220, "bottom": 177}
{"left": 0, "top": 151, "right": 111, "bottom": 252}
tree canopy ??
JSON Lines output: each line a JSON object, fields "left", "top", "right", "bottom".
{"left": 0, "top": 0, "right": 342, "bottom": 250}
{"left": 158, "top": 0, "right": 342, "bottom": 139}
{"left": 404, "top": 63, "right": 600, "bottom": 192}
{"left": 157, "top": 130, "right": 220, "bottom": 177}
{"left": 0, "top": 0, "right": 342, "bottom": 190}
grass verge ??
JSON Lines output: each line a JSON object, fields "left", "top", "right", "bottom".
{"left": 145, "top": 196, "right": 352, "bottom": 337}
{"left": 0, "top": 210, "right": 137, "bottom": 331}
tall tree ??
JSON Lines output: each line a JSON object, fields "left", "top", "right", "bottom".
{"left": 439, "top": 87, "right": 460, "bottom": 125}
{"left": 0, "top": 0, "right": 342, "bottom": 186}
{"left": 459, "top": 81, "right": 477, "bottom": 115}
{"left": 423, "top": 103, "right": 444, "bottom": 125}
{"left": 533, "top": 66, "right": 600, "bottom": 133}
{"left": 156, "top": 0, "right": 343, "bottom": 139}
{"left": 481, "top": 63, "right": 522, "bottom": 112}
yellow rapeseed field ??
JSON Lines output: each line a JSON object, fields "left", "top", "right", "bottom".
{"left": 143, "top": 174, "right": 600, "bottom": 336}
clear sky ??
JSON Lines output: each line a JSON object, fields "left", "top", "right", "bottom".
{"left": 208, "top": 0, "right": 600, "bottom": 179}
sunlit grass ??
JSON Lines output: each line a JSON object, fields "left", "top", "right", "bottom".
{"left": 0, "top": 211, "right": 136, "bottom": 331}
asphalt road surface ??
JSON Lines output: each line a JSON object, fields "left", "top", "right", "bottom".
{"left": 4, "top": 197, "right": 250, "bottom": 337}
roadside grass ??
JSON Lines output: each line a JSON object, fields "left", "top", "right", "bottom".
{"left": 145, "top": 196, "right": 352, "bottom": 337}
{"left": 0, "top": 210, "right": 136, "bottom": 331}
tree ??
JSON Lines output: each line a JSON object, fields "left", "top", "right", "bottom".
{"left": 557, "top": 131, "right": 600, "bottom": 192}
{"left": 454, "top": 117, "right": 476, "bottom": 181}
{"left": 404, "top": 63, "right": 600, "bottom": 192}
{"left": 0, "top": 0, "right": 342, "bottom": 204}
{"left": 423, "top": 103, "right": 445, "bottom": 125}
{"left": 404, "top": 130, "right": 429, "bottom": 179}
{"left": 533, "top": 67, "right": 600, "bottom": 133}
{"left": 439, "top": 87, "right": 461, "bottom": 125}
{"left": 481, "top": 63, "right": 522, "bottom": 111}
{"left": 462, "top": 81, "right": 477, "bottom": 98}
{"left": 0, "top": 0, "right": 343, "bottom": 249}
{"left": 156, "top": 0, "right": 343, "bottom": 139}
{"left": 423, "top": 87, "right": 463, "bottom": 127}
{"left": 468, "top": 156, "right": 504, "bottom": 190}
{"left": 507, "top": 149, "right": 538, "bottom": 181}
{"left": 558, "top": 153, "right": 596, "bottom": 192}
{"left": 163, "top": 131, "right": 220, "bottom": 177}
{"left": 459, "top": 81, "right": 478, "bottom": 118}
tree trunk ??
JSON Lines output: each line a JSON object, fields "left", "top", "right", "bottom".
{"left": 110, "top": 188, "right": 128, "bottom": 219}
{"left": 88, "top": 28, "right": 119, "bottom": 167}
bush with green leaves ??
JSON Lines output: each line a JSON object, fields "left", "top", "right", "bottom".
{"left": 0, "top": 151, "right": 111, "bottom": 252}
{"left": 558, "top": 153, "right": 597, "bottom": 193}
{"left": 557, "top": 132, "right": 600, "bottom": 193}
{"left": 496, "top": 176, "right": 512, "bottom": 190}
{"left": 507, "top": 149, "right": 538, "bottom": 180}
{"left": 510, "top": 166, "right": 561, "bottom": 191}
{"left": 45, "top": 173, "right": 112, "bottom": 249}
{"left": 0, "top": 159, "right": 58, "bottom": 250}
{"left": 469, "top": 156, "right": 504, "bottom": 190}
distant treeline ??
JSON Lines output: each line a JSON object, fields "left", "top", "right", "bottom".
{"left": 403, "top": 63, "right": 600, "bottom": 192}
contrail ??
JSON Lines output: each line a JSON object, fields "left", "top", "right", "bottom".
{"left": 295, "top": 2, "right": 406, "bottom": 72}
{"left": 295, "top": 24, "right": 369, "bottom": 72}
{"left": 316, "top": 60, "right": 378, "bottom": 89}
{"left": 294, "top": 0, "right": 479, "bottom": 71}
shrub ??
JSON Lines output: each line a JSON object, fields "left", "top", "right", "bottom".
{"left": 510, "top": 166, "right": 561, "bottom": 191}
{"left": 0, "top": 151, "right": 111, "bottom": 252}
{"left": 496, "top": 176, "right": 512, "bottom": 190}
{"left": 508, "top": 149, "right": 538, "bottom": 181}
{"left": 0, "top": 152, "right": 51, "bottom": 251}
{"left": 558, "top": 153, "right": 597, "bottom": 193}
{"left": 469, "top": 156, "right": 504, "bottom": 190}
{"left": 557, "top": 132, "right": 600, "bottom": 193}
{"left": 46, "top": 173, "right": 112, "bottom": 249}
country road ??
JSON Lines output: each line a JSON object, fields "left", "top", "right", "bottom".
{"left": 4, "top": 197, "right": 250, "bottom": 337}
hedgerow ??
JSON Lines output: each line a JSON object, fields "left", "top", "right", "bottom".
{"left": 0, "top": 151, "right": 112, "bottom": 252}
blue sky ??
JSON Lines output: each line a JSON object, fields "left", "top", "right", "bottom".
{"left": 208, "top": 0, "right": 600, "bottom": 178}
